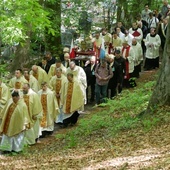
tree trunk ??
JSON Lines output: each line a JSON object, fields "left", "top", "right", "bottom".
{"left": 44, "top": 0, "right": 62, "bottom": 56}
{"left": 116, "top": 0, "right": 124, "bottom": 22}
{"left": 10, "top": 38, "right": 31, "bottom": 73}
{"left": 145, "top": 19, "right": 170, "bottom": 114}
{"left": 107, "top": 9, "right": 111, "bottom": 31}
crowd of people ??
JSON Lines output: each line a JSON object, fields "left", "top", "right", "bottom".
{"left": 0, "top": 1, "right": 169, "bottom": 154}
{"left": 0, "top": 62, "right": 85, "bottom": 154}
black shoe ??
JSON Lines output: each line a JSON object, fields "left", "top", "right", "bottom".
{"left": 55, "top": 122, "right": 63, "bottom": 125}
{"left": 47, "top": 131, "right": 53, "bottom": 136}
{"left": 39, "top": 131, "right": 53, "bottom": 137}
{"left": 0, "top": 151, "right": 11, "bottom": 155}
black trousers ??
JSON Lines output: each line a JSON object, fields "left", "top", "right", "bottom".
{"left": 117, "top": 75, "right": 124, "bottom": 94}
{"left": 133, "top": 63, "right": 141, "bottom": 78}
{"left": 86, "top": 83, "right": 95, "bottom": 102}
{"left": 107, "top": 83, "right": 118, "bottom": 98}
{"left": 63, "top": 111, "right": 80, "bottom": 127}
{"left": 144, "top": 57, "right": 159, "bottom": 70}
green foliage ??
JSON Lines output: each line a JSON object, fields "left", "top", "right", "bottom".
{"left": 110, "top": 116, "right": 140, "bottom": 132}
{"left": 0, "top": 0, "right": 162, "bottom": 46}
{"left": 142, "top": 116, "right": 160, "bottom": 131}
{"left": 55, "top": 80, "right": 164, "bottom": 148}
{"left": 0, "top": 0, "right": 55, "bottom": 45}
{"left": 0, "top": 64, "right": 10, "bottom": 82}
{"left": 66, "top": 133, "right": 78, "bottom": 148}
{"left": 143, "top": 81, "right": 156, "bottom": 89}
{"left": 56, "top": 133, "right": 65, "bottom": 139}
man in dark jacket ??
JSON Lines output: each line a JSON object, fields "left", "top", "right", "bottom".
{"left": 106, "top": 54, "right": 121, "bottom": 98}
{"left": 114, "top": 48, "right": 126, "bottom": 94}
{"left": 83, "top": 56, "right": 96, "bottom": 103}
{"left": 158, "top": 17, "right": 168, "bottom": 50}
{"left": 38, "top": 57, "right": 51, "bottom": 73}
{"left": 45, "top": 51, "right": 56, "bottom": 67}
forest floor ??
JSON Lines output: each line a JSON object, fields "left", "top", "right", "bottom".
{"left": 0, "top": 69, "right": 170, "bottom": 170}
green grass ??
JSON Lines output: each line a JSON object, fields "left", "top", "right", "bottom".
{"left": 56, "top": 80, "right": 170, "bottom": 148}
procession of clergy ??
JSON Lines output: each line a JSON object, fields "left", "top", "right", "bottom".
{"left": 0, "top": 5, "right": 169, "bottom": 153}
{"left": 0, "top": 56, "right": 89, "bottom": 153}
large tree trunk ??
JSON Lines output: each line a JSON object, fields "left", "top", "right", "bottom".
{"left": 10, "top": 38, "right": 31, "bottom": 73}
{"left": 145, "top": 19, "right": 170, "bottom": 114}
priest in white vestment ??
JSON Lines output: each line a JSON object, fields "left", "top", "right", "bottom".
{"left": 22, "top": 83, "right": 43, "bottom": 145}
{"left": 60, "top": 73, "right": 84, "bottom": 127}
{"left": 0, "top": 91, "right": 30, "bottom": 153}
{"left": 38, "top": 82, "right": 58, "bottom": 137}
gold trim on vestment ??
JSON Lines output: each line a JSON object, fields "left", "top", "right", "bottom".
{"left": 33, "top": 73, "right": 38, "bottom": 80}
{"left": 23, "top": 95, "right": 31, "bottom": 128}
{"left": 23, "top": 95, "right": 30, "bottom": 115}
{"left": 41, "top": 94, "right": 47, "bottom": 128}
{"left": 25, "top": 77, "right": 30, "bottom": 82}
{"left": 0, "top": 87, "right": 2, "bottom": 100}
{"left": 53, "top": 67, "right": 57, "bottom": 76}
{"left": 3, "top": 103, "right": 17, "bottom": 135}
{"left": 65, "top": 82, "right": 73, "bottom": 114}
{"left": 15, "top": 82, "right": 21, "bottom": 89}
{"left": 56, "top": 79, "right": 61, "bottom": 105}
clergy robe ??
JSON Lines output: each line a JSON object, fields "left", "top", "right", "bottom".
{"left": 8, "top": 76, "right": 28, "bottom": 92}
{"left": 25, "top": 75, "right": 40, "bottom": 92}
{"left": 0, "top": 99, "right": 30, "bottom": 152}
{"left": 66, "top": 65, "right": 87, "bottom": 106}
{"left": 60, "top": 79, "right": 84, "bottom": 121}
{"left": 48, "top": 64, "right": 67, "bottom": 80}
{"left": 23, "top": 88, "right": 43, "bottom": 145}
{"left": 30, "top": 66, "right": 49, "bottom": 87}
{"left": 38, "top": 88, "right": 58, "bottom": 135}
{"left": 131, "top": 42, "right": 143, "bottom": 77}
{"left": 122, "top": 45, "right": 136, "bottom": 87}
{"left": 144, "top": 33, "right": 161, "bottom": 70}
{"left": 110, "top": 37, "right": 122, "bottom": 49}
{"left": 129, "top": 28, "right": 143, "bottom": 44}
{"left": 0, "top": 82, "right": 10, "bottom": 117}
{"left": 122, "top": 46, "right": 135, "bottom": 75}
{"left": 49, "top": 74, "right": 67, "bottom": 123}
{"left": 117, "top": 31, "right": 125, "bottom": 42}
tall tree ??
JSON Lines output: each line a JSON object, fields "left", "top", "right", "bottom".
{"left": 145, "top": 19, "right": 170, "bottom": 114}
{"left": 43, "top": 0, "right": 61, "bottom": 56}
{"left": 0, "top": 0, "right": 56, "bottom": 71}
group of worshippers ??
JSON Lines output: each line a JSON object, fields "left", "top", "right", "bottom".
{"left": 0, "top": 53, "right": 86, "bottom": 154}
{"left": 0, "top": 1, "right": 169, "bottom": 154}
{"left": 139, "top": 1, "right": 169, "bottom": 70}
{"left": 85, "top": 7, "right": 169, "bottom": 96}
{"left": 76, "top": 3, "right": 169, "bottom": 104}
{"left": 0, "top": 43, "right": 136, "bottom": 153}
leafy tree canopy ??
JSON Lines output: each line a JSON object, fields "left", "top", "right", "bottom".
{"left": 0, "top": 0, "right": 55, "bottom": 45}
